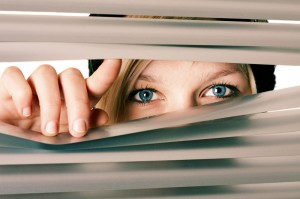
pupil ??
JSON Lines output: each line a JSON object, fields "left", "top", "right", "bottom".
{"left": 213, "top": 86, "right": 226, "bottom": 97}
{"left": 139, "top": 90, "right": 153, "bottom": 102}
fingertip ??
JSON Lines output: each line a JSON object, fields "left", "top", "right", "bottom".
{"left": 103, "top": 59, "right": 122, "bottom": 66}
{"left": 90, "top": 109, "right": 109, "bottom": 127}
{"left": 70, "top": 119, "right": 88, "bottom": 137}
{"left": 22, "top": 106, "right": 32, "bottom": 117}
{"left": 99, "top": 110, "right": 109, "bottom": 125}
{"left": 15, "top": 90, "right": 33, "bottom": 119}
{"left": 98, "top": 59, "right": 122, "bottom": 77}
{"left": 42, "top": 121, "right": 58, "bottom": 137}
{"left": 86, "top": 59, "right": 122, "bottom": 98}
{"left": 1, "top": 66, "right": 33, "bottom": 118}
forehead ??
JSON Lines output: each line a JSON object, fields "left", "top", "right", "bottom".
{"left": 141, "top": 60, "right": 242, "bottom": 77}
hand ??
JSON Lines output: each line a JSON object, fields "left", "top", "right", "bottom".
{"left": 0, "top": 59, "right": 121, "bottom": 137}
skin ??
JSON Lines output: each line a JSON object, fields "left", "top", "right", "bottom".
{"left": 0, "top": 60, "right": 252, "bottom": 137}
{"left": 125, "top": 61, "right": 252, "bottom": 120}
{"left": 0, "top": 59, "right": 121, "bottom": 137}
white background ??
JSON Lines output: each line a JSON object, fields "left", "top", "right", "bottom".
{"left": 0, "top": 60, "right": 89, "bottom": 78}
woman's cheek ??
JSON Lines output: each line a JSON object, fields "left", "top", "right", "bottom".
{"left": 125, "top": 101, "right": 166, "bottom": 121}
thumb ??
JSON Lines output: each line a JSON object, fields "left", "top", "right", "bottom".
{"left": 89, "top": 108, "right": 109, "bottom": 128}
{"left": 86, "top": 59, "right": 121, "bottom": 100}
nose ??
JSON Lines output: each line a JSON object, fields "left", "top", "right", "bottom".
{"left": 165, "top": 95, "right": 198, "bottom": 113}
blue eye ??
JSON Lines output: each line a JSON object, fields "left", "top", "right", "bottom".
{"left": 212, "top": 85, "right": 227, "bottom": 97}
{"left": 129, "top": 88, "right": 159, "bottom": 103}
{"left": 138, "top": 89, "right": 153, "bottom": 102}
{"left": 205, "top": 84, "right": 239, "bottom": 98}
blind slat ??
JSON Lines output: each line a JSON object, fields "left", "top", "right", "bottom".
{"left": 1, "top": 156, "right": 300, "bottom": 194}
{"left": 1, "top": 182, "right": 300, "bottom": 199}
{"left": 1, "top": 15, "right": 299, "bottom": 48}
{"left": 1, "top": 109, "right": 299, "bottom": 150}
{"left": 67, "top": 110, "right": 300, "bottom": 150}
{"left": 0, "top": 0, "right": 300, "bottom": 20}
{"left": 2, "top": 183, "right": 300, "bottom": 199}
{"left": 0, "top": 132, "right": 299, "bottom": 165}
{"left": 1, "top": 42, "right": 299, "bottom": 65}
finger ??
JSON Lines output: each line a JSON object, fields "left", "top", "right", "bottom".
{"left": 86, "top": 59, "right": 121, "bottom": 99}
{"left": 0, "top": 66, "right": 32, "bottom": 118}
{"left": 89, "top": 108, "right": 109, "bottom": 128}
{"left": 28, "top": 65, "right": 61, "bottom": 136}
{"left": 59, "top": 68, "right": 90, "bottom": 137}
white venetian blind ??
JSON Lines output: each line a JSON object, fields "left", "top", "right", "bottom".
{"left": 0, "top": 1, "right": 300, "bottom": 198}
{"left": 0, "top": 0, "right": 299, "bottom": 65}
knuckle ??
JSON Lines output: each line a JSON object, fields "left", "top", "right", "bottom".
{"left": 69, "top": 100, "right": 90, "bottom": 113}
{"left": 60, "top": 68, "right": 83, "bottom": 78}
{"left": 73, "top": 99, "right": 90, "bottom": 107}
{"left": 42, "top": 100, "right": 61, "bottom": 112}
{"left": 48, "top": 98, "right": 61, "bottom": 107}
{"left": 12, "top": 88, "right": 32, "bottom": 100}
{"left": 35, "top": 64, "right": 57, "bottom": 75}
{"left": 1, "top": 66, "right": 22, "bottom": 80}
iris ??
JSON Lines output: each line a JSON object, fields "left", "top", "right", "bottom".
{"left": 212, "top": 85, "right": 227, "bottom": 97}
{"left": 138, "top": 89, "right": 154, "bottom": 102}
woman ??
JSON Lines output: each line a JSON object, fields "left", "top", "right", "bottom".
{"left": 0, "top": 59, "right": 275, "bottom": 137}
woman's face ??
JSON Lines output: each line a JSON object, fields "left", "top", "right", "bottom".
{"left": 125, "top": 61, "right": 253, "bottom": 120}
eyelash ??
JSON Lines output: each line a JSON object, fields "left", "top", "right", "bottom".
{"left": 204, "top": 82, "right": 240, "bottom": 99}
{"left": 128, "top": 82, "right": 241, "bottom": 105}
{"left": 128, "top": 85, "right": 158, "bottom": 106}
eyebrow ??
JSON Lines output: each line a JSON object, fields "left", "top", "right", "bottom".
{"left": 137, "top": 67, "right": 244, "bottom": 84}
{"left": 137, "top": 74, "right": 162, "bottom": 83}
{"left": 203, "top": 67, "right": 244, "bottom": 82}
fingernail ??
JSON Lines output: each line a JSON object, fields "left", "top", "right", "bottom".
{"left": 45, "top": 121, "right": 58, "bottom": 136}
{"left": 22, "top": 107, "right": 31, "bottom": 117}
{"left": 73, "top": 119, "right": 87, "bottom": 135}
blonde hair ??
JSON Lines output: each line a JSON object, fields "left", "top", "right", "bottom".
{"left": 96, "top": 60, "right": 152, "bottom": 124}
